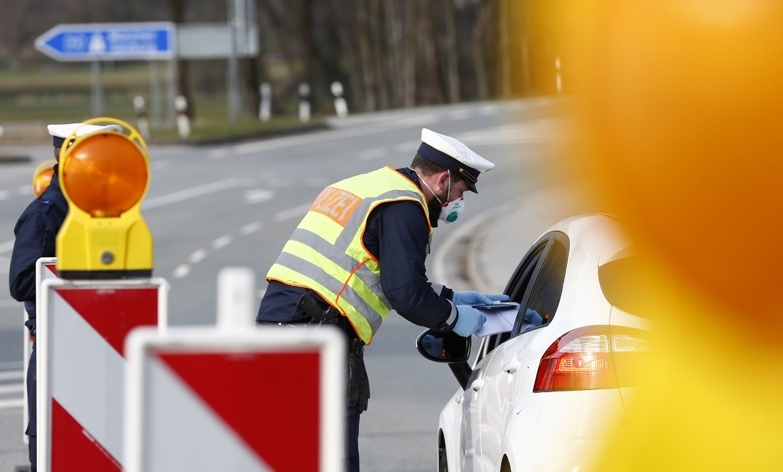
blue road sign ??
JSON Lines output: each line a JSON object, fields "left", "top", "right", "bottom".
{"left": 35, "top": 22, "right": 175, "bottom": 62}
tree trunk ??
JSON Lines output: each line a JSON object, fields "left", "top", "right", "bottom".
{"left": 168, "top": 0, "right": 194, "bottom": 117}
{"left": 354, "top": 0, "right": 376, "bottom": 111}
{"left": 419, "top": 2, "right": 444, "bottom": 105}
{"left": 403, "top": 0, "right": 417, "bottom": 108}
{"left": 472, "top": 0, "right": 491, "bottom": 100}
{"left": 368, "top": 0, "right": 388, "bottom": 110}
{"left": 442, "top": 0, "right": 461, "bottom": 103}
{"left": 328, "top": 0, "right": 365, "bottom": 111}
{"left": 383, "top": 0, "right": 405, "bottom": 109}
{"left": 498, "top": 0, "right": 511, "bottom": 98}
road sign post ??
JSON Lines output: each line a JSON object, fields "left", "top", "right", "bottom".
{"left": 125, "top": 327, "right": 345, "bottom": 472}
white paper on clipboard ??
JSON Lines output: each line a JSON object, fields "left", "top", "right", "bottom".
{"left": 473, "top": 302, "right": 521, "bottom": 337}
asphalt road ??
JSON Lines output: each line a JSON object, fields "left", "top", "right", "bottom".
{"left": 0, "top": 98, "right": 569, "bottom": 470}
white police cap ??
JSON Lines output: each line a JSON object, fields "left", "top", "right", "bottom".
{"left": 418, "top": 128, "right": 495, "bottom": 193}
{"left": 47, "top": 123, "right": 122, "bottom": 148}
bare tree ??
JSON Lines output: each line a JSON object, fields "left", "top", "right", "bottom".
{"left": 418, "top": 2, "right": 444, "bottom": 105}
{"left": 441, "top": 0, "right": 461, "bottom": 103}
{"left": 383, "top": 0, "right": 405, "bottom": 108}
{"left": 166, "top": 0, "right": 196, "bottom": 117}
{"left": 368, "top": 0, "right": 388, "bottom": 110}
{"left": 403, "top": 0, "right": 417, "bottom": 108}
{"left": 354, "top": 0, "right": 376, "bottom": 111}
{"left": 472, "top": 0, "right": 491, "bottom": 100}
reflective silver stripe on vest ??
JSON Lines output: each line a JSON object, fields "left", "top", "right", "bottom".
{"left": 334, "top": 189, "right": 428, "bottom": 249}
{"left": 287, "top": 229, "right": 391, "bottom": 309}
{"left": 289, "top": 229, "right": 361, "bottom": 274}
{"left": 276, "top": 252, "right": 385, "bottom": 332}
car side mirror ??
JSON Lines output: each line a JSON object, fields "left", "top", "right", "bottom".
{"left": 416, "top": 329, "right": 471, "bottom": 363}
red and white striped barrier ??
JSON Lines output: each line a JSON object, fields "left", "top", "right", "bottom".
{"left": 125, "top": 326, "right": 345, "bottom": 472}
{"left": 37, "top": 278, "right": 167, "bottom": 471}
{"left": 21, "top": 257, "right": 58, "bottom": 444}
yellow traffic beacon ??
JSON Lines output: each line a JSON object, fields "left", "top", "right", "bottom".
{"left": 56, "top": 118, "right": 153, "bottom": 279}
{"left": 32, "top": 159, "right": 57, "bottom": 197}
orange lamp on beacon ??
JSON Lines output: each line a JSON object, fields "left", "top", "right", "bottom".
{"left": 32, "top": 159, "right": 56, "bottom": 197}
{"left": 55, "top": 118, "right": 153, "bottom": 279}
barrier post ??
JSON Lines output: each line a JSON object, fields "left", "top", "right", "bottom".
{"left": 133, "top": 96, "right": 150, "bottom": 140}
{"left": 299, "top": 82, "right": 311, "bottom": 123}
{"left": 21, "top": 258, "right": 58, "bottom": 445}
{"left": 331, "top": 81, "right": 348, "bottom": 118}
{"left": 125, "top": 326, "right": 344, "bottom": 472}
{"left": 259, "top": 82, "right": 271, "bottom": 122}
{"left": 175, "top": 96, "right": 191, "bottom": 139}
{"left": 216, "top": 267, "right": 256, "bottom": 331}
{"left": 38, "top": 278, "right": 167, "bottom": 471}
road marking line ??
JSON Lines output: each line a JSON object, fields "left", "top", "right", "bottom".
{"left": 189, "top": 249, "right": 207, "bottom": 264}
{"left": 0, "top": 383, "right": 23, "bottom": 395}
{"left": 241, "top": 222, "right": 263, "bottom": 235}
{"left": 244, "top": 189, "right": 274, "bottom": 204}
{"left": 0, "top": 370, "right": 23, "bottom": 381}
{"left": 0, "top": 398, "right": 23, "bottom": 410}
{"left": 211, "top": 235, "right": 233, "bottom": 249}
{"left": 0, "top": 256, "right": 10, "bottom": 275}
{"left": 0, "top": 240, "right": 15, "bottom": 254}
{"left": 173, "top": 264, "right": 191, "bottom": 279}
{"left": 357, "top": 147, "right": 388, "bottom": 161}
{"left": 273, "top": 203, "right": 311, "bottom": 222}
{"left": 142, "top": 179, "right": 249, "bottom": 210}
{"left": 0, "top": 190, "right": 9, "bottom": 200}
{"left": 395, "top": 141, "right": 418, "bottom": 153}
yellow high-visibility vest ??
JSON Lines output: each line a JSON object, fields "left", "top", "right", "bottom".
{"left": 267, "top": 167, "right": 432, "bottom": 343}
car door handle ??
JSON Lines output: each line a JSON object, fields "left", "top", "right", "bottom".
{"left": 503, "top": 360, "right": 520, "bottom": 374}
{"left": 470, "top": 379, "right": 485, "bottom": 392}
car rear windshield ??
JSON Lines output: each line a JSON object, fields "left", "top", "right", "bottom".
{"left": 598, "top": 256, "right": 654, "bottom": 318}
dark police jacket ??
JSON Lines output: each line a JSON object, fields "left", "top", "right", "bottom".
{"left": 257, "top": 167, "right": 458, "bottom": 337}
{"left": 9, "top": 165, "right": 68, "bottom": 332}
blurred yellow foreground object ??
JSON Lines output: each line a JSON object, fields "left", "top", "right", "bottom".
{"left": 566, "top": 0, "right": 783, "bottom": 470}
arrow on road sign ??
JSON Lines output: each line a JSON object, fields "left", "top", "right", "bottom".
{"left": 35, "top": 22, "right": 175, "bottom": 62}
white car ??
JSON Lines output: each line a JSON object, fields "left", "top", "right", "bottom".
{"left": 417, "top": 214, "right": 650, "bottom": 472}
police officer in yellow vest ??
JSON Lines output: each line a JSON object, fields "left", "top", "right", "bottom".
{"left": 257, "top": 128, "right": 508, "bottom": 471}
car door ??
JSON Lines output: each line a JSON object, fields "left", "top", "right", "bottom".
{"left": 475, "top": 234, "right": 569, "bottom": 472}
{"left": 459, "top": 333, "right": 504, "bottom": 472}
{"left": 465, "top": 239, "right": 546, "bottom": 472}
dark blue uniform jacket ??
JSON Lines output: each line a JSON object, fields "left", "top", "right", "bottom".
{"left": 9, "top": 166, "right": 68, "bottom": 332}
{"left": 257, "top": 167, "right": 458, "bottom": 336}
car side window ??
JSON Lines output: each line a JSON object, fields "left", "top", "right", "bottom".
{"left": 525, "top": 240, "right": 567, "bottom": 323}
{"left": 513, "top": 237, "right": 568, "bottom": 335}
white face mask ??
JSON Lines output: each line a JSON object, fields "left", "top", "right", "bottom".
{"left": 417, "top": 170, "right": 466, "bottom": 224}
{"left": 440, "top": 197, "right": 465, "bottom": 224}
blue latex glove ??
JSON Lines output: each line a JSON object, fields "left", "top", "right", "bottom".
{"left": 453, "top": 305, "right": 487, "bottom": 337}
{"left": 452, "top": 290, "right": 510, "bottom": 306}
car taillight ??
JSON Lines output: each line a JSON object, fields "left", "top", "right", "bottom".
{"left": 533, "top": 326, "right": 648, "bottom": 392}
